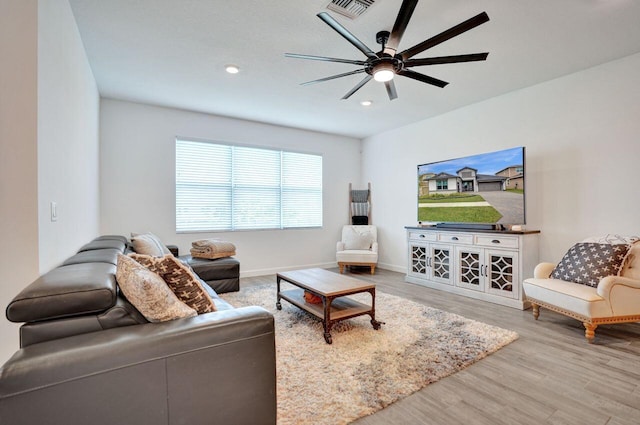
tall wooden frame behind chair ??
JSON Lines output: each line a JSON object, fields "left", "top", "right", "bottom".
{"left": 349, "top": 182, "right": 371, "bottom": 225}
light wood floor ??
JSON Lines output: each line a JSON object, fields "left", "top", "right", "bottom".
{"left": 241, "top": 268, "right": 640, "bottom": 425}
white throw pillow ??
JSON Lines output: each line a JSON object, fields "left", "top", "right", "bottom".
{"left": 343, "top": 227, "right": 374, "bottom": 250}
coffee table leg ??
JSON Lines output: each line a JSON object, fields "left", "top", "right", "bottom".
{"left": 323, "top": 296, "right": 333, "bottom": 344}
{"left": 368, "top": 288, "right": 382, "bottom": 330}
{"left": 276, "top": 276, "right": 282, "bottom": 310}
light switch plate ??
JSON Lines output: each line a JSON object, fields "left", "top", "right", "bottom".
{"left": 50, "top": 201, "right": 57, "bottom": 222}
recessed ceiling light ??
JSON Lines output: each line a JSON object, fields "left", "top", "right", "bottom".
{"left": 360, "top": 100, "right": 372, "bottom": 107}
{"left": 225, "top": 64, "right": 240, "bottom": 74}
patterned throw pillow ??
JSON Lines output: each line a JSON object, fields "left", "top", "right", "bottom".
{"left": 115, "top": 254, "right": 197, "bottom": 322}
{"left": 129, "top": 253, "right": 216, "bottom": 314}
{"left": 550, "top": 243, "right": 630, "bottom": 287}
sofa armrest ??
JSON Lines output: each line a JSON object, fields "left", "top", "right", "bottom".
{"left": 0, "top": 306, "right": 276, "bottom": 425}
{"left": 534, "top": 262, "right": 556, "bottom": 279}
{"left": 597, "top": 276, "right": 640, "bottom": 316}
{"left": 336, "top": 241, "right": 345, "bottom": 251}
{"left": 372, "top": 241, "right": 379, "bottom": 253}
{"left": 597, "top": 275, "right": 640, "bottom": 297}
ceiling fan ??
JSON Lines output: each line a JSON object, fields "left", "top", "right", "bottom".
{"left": 285, "top": 0, "right": 490, "bottom": 100}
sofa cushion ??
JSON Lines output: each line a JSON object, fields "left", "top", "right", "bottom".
{"left": 116, "top": 255, "right": 197, "bottom": 322}
{"left": 94, "top": 235, "right": 129, "bottom": 243}
{"left": 62, "top": 248, "right": 121, "bottom": 266}
{"left": 18, "top": 296, "right": 148, "bottom": 347}
{"left": 78, "top": 239, "right": 126, "bottom": 253}
{"left": 336, "top": 250, "right": 378, "bottom": 263}
{"left": 131, "top": 232, "right": 171, "bottom": 257}
{"left": 523, "top": 278, "right": 613, "bottom": 318}
{"left": 6, "top": 263, "right": 118, "bottom": 323}
{"left": 129, "top": 254, "right": 217, "bottom": 314}
{"left": 550, "top": 243, "right": 630, "bottom": 288}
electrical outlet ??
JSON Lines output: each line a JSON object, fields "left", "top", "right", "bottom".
{"left": 50, "top": 201, "right": 57, "bottom": 222}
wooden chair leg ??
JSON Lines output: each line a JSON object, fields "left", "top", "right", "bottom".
{"left": 583, "top": 322, "right": 597, "bottom": 343}
{"left": 338, "top": 263, "right": 344, "bottom": 274}
{"left": 532, "top": 303, "right": 540, "bottom": 320}
{"left": 370, "top": 265, "right": 376, "bottom": 275}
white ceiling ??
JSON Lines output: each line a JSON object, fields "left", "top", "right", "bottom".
{"left": 68, "top": 0, "right": 640, "bottom": 139}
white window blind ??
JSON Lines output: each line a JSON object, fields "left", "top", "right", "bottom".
{"left": 176, "top": 139, "right": 322, "bottom": 232}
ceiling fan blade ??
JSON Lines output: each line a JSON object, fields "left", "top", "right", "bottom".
{"left": 342, "top": 75, "right": 373, "bottom": 99}
{"left": 301, "top": 69, "right": 365, "bottom": 86}
{"left": 317, "top": 12, "right": 378, "bottom": 59}
{"left": 398, "top": 69, "right": 449, "bottom": 88}
{"left": 384, "top": 0, "right": 419, "bottom": 56}
{"left": 404, "top": 52, "right": 489, "bottom": 67}
{"left": 284, "top": 53, "right": 366, "bottom": 66}
{"left": 385, "top": 80, "right": 398, "bottom": 100}
{"left": 399, "top": 12, "right": 490, "bottom": 60}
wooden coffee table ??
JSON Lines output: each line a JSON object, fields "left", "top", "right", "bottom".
{"left": 276, "top": 268, "right": 382, "bottom": 344}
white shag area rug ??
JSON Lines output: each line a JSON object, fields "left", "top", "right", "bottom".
{"left": 220, "top": 283, "right": 518, "bottom": 425}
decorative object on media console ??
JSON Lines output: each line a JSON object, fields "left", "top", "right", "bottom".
{"left": 285, "top": 0, "right": 490, "bottom": 100}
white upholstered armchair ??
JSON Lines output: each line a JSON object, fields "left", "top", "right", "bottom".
{"left": 523, "top": 235, "right": 640, "bottom": 342}
{"left": 336, "top": 225, "right": 378, "bottom": 275}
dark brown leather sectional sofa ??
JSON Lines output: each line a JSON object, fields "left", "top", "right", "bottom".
{"left": 0, "top": 235, "right": 276, "bottom": 425}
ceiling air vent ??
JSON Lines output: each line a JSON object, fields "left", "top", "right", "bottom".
{"left": 326, "top": 0, "right": 376, "bottom": 20}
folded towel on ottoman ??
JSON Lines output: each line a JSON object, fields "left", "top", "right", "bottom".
{"left": 190, "top": 239, "right": 236, "bottom": 260}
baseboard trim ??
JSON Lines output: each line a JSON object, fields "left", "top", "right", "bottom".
{"left": 240, "top": 262, "right": 407, "bottom": 278}
{"left": 240, "top": 262, "right": 336, "bottom": 278}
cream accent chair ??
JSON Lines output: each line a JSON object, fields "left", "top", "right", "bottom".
{"left": 336, "top": 225, "right": 378, "bottom": 275}
{"left": 523, "top": 236, "right": 640, "bottom": 343}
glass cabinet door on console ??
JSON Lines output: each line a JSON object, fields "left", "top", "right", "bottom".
{"left": 408, "top": 241, "right": 452, "bottom": 285}
{"left": 455, "top": 246, "right": 485, "bottom": 292}
{"left": 485, "top": 249, "right": 519, "bottom": 299}
{"left": 409, "top": 243, "right": 428, "bottom": 278}
{"left": 455, "top": 246, "right": 519, "bottom": 298}
{"left": 429, "top": 243, "right": 452, "bottom": 285}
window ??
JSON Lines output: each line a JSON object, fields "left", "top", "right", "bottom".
{"left": 176, "top": 139, "right": 322, "bottom": 232}
{"left": 436, "top": 179, "right": 448, "bottom": 190}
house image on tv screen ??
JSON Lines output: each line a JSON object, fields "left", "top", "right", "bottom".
{"left": 424, "top": 165, "right": 524, "bottom": 194}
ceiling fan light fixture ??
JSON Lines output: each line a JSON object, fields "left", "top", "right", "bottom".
{"left": 373, "top": 63, "right": 395, "bottom": 82}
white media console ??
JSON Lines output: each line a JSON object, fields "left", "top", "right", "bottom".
{"left": 405, "top": 226, "right": 540, "bottom": 309}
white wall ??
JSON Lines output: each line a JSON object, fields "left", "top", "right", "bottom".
{"left": 0, "top": 0, "right": 40, "bottom": 364}
{"left": 363, "top": 53, "right": 640, "bottom": 271}
{"left": 0, "top": 0, "right": 100, "bottom": 364}
{"left": 37, "top": 0, "right": 100, "bottom": 272}
{"left": 100, "top": 99, "right": 361, "bottom": 276}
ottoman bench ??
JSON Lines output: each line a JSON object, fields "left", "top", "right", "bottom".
{"left": 180, "top": 255, "right": 240, "bottom": 294}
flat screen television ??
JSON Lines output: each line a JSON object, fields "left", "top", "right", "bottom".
{"left": 417, "top": 146, "right": 525, "bottom": 228}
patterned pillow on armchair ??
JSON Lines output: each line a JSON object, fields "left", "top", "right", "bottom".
{"left": 550, "top": 243, "right": 630, "bottom": 287}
